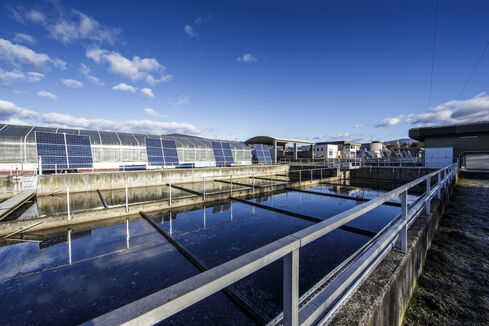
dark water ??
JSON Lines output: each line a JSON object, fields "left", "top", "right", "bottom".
{"left": 309, "top": 184, "right": 418, "bottom": 204}
{"left": 251, "top": 191, "right": 400, "bottom": 234}
{"left": 0, "top": 186, "right": 398, "bottom": 325}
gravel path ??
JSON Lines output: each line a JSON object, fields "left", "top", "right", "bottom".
{"left": 404, "top": 178, "right": 489, "bottom": 325}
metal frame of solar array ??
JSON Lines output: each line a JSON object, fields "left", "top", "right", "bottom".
{"left": 145, "top": 138, "right": 180, "bottom": 166}
{"left": 212, "top": 141, "right": 234, "bottom": 166}
{"left": 252, "top": 144, "right": 273, "bottom": 164}
{"left": 35, "top": 131, "right": 93, "bottom": 170}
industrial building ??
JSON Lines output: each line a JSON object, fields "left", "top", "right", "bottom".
{"left": 409, "top": 121, "right": 489, "bottom": 168}
{"left": 0, "top": 123, "right": 252, "bottom": 172}
{"left": 314, "top": 141, "right": 361, "bottom": 158}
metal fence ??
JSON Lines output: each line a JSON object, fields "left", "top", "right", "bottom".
{"left": 83, "top": 163, "right": 457, "bottom": 326}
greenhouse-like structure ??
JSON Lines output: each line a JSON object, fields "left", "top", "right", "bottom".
{"left": 0, "top": 124, "right": 252, "bottom": 172}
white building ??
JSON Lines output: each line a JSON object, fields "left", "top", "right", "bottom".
{"left": 314, "top": 143, "right": 338, "bottom": 158}
{"left": 315, "top": 141, "right": 361, "bottom": 159}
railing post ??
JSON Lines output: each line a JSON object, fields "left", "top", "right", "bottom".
{"left": 395, "top": 190, "right": 408, "bottom": 252}
{"left": 310, "top": 169, "right": 313, "bottom": 183}
{"left": 230, "top": 175, "right": 233, "bottom": 197}
{"left": 169, "top": 181, "right": 172, "bottom": 206}
{"left": 283, "top": 248, "right": 299, "bottom": 326}
{"left": 437, "top": 172, "right": 441, "bottom": 199}
{"left": 203, "top": 177, "right": 206, "bottom": 201}
{"left": 125, "top": 184, "right": 129, "bottom": 213}
{"left": 425, "top": 178, "right": 431, "bottom": 215}
{"left": 299, "top": 170, "right": 301, "bottom": 185}
{"left": 67, "top": 186, "right": 71, "bottom": 222}
{"left": 271, "top": 173, "right": 273, "bottom": 191}
{"left": 320, "top": 168, "right": 323, "bottom": 180}
{"left": 252, "top": 173, "right": 255, "bottom": 193}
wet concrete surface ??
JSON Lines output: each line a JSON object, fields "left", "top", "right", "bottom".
{"left": 404, "top": 178, "right": 489, "bottom": 326}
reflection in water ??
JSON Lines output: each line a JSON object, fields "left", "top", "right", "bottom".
{"left": 0, "top": 183, "right": 402, "bottom": 324}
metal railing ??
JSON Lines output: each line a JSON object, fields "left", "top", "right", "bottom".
{"left": 84, "top": 163, "right": 457, "bottom": 326}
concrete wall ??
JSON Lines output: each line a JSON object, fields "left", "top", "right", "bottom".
{"left": 349, "top": 167, "right": 438, "bottom": 183}
{"left": 31, "top": 165, "right": 289, "bottom": 195}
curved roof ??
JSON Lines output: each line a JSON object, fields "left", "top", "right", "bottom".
{"left": 245, "top": 136, "right": 314, "bottom": 146}
{"left": 0, "top": 123, "right": 249, "bottom": 150}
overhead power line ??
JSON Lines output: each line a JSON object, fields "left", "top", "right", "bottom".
{"left": 458, "top": 41, "right": 489, "bottom": 98}
{"left": 428, "top": 0, "right": 440, "bottom": 107}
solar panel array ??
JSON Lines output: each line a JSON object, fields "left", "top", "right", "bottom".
{"left": 145, "top": 138, "right": 180, "bottom": 166}
{"left": 212, "top": 141, "right": 234, "bottom": 166}
{"left": 36, "top": 132, "right": 93, "bottom": 169}
{"left": 252, "top": 144, "right": 273, "bottom": 164}
{"left": 66, "top": 134, "right": 93, "bottom": 168}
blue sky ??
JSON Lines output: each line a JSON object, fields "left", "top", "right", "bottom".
{"left": 1, "top": 0, "right": 489, "bottom": 142}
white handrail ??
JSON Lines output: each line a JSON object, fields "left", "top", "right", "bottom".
{"left": 83, "top": 163, "right": 457, "bottom": 326}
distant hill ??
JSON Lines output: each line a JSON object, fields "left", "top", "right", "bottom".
{"left": 384, "top": 138, "right": 413, "bottom": 145}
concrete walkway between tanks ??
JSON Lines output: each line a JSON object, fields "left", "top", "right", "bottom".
{"left": 404, "top": 178, "right": 489, "bottom": 325}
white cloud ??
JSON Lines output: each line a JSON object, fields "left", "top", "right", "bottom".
{"left": 193, "top": 15, "right": 212, "bottom": 25}
{"left": 354, "top": 124, "right": 365, "bottom": 128}
{"left": 168, "top": 95, "right": 190, "bottom": 109}
{"left": 237, "top": 53, "right": 258, "bottom": 63}
{"left": 376, "top": 117, "right": 402, "bottom": 128}
{"left": 140, "top": 88, "right": 155, "bottom": 98}
{"left": 0, "top": 69, "right": 25, "bottom": 86}
{"left": 145, "top": 74, "right": 172, "bottom": 85}
{"left": 0, "top": 38, "right": 66, "bottom": 70}
{"left": 37, "top": 90, "right": 57, "bottom": 100}
{"left": 13, "top": 33, "right": 35, "bottom": 45}
{"left": 144, "top": 107, "right": 156, "bottom": 115}
{"left": 412, "top": 93, "right": 489, "bottom": 125}
{"left": 144, "top": 107, "right": 168, "bottom": 118}
{"left": 0, "top": 99, "right": 200, "bottom": 135}
{"left": 0, "top": 100, "right": 38, "bottom": 121}
{"left": 112, "top": 83, "right": 136, "bottom": 93}
{"left": 86, "top": 48, "right": 172, "bottom": 85}
{"left": 62, "top": 79, "right": 84, "bottom": 88}
{"left": 80, "top": 63, "right": 103, "bottom": 85}
{"left": 184, "top": 25, "right": 198, "bottom": 38}
{"left": 49, "top": 10, "right": 119, "bottom": 44}
{"left": 27, "top": 71, "right": 44, "bottom": 82}
{"left": 26, "top": 10, "right": 46, "bottom": 24}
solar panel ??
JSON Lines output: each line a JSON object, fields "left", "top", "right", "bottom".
{"left": 146, "top": 138, "right": 164, "bottom": 166}
{"left": 145, "top": 138, "right": 180, "bottom": 166}
{"left": 251, "top": 144, "right": 273, "bottom": 164}
{"left": 221, "top": 142, "right": 234, "bottom": 165}
{"left": 36, "top": 132, "right": 93, "bottom": 170}
{"left": 36, "top": 132, "right": 68, "bottom": 170}
{"left": 66, "top": 134, "right": 93, "bottom": 168}
{"left": 212, "top": 141, "right": 227, "bottom": 166}
{"left": 162, "top": 139, "right": 179, "bottom": 166}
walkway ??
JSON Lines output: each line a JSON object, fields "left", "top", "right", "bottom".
{"left": 404, "top": 178, "right": 489, "bottom": 325}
